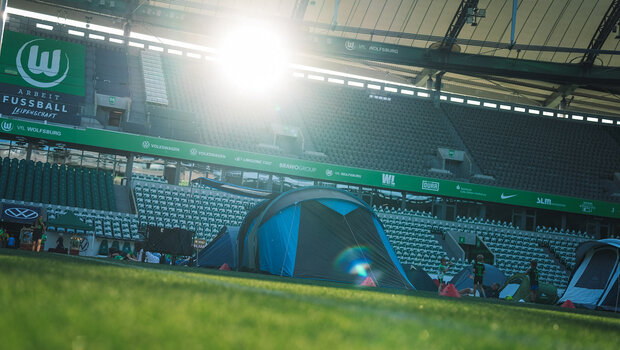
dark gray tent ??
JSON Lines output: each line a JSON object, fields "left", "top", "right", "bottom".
{"left": 559, "top": 239, "right": 620, "bottom": 311}
{"left": 237, "top": 187, "right": 414, "bottom": 289}
{"left": 402, "top": 264, "right": 436, "bottom": 291}
{"left": 197, "top": 226, "right": 240, "bottom": 269}
{"left": 450, "top": 263, "right": 507, "bottom": 291}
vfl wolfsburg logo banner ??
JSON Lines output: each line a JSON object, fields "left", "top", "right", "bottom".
{"left": 0, "top": 31, "right": 85, "bottom": 96}
{"left": 0, "top": 31, "right": 84, "bottom": 125}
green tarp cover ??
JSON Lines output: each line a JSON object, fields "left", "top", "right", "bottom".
{"left": 48, "top": 211, "right": 94, "bottom": 231}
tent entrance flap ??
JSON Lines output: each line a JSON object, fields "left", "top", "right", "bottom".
{"left": 576, "top": 248, "right": 618, "bottom": 289}
{"left": 293, "top": 201, "right": 409, "bottom": 288}
{"left": 293, "top": 200, "right": 363, "bottom": 283}
{"left": 600, "top": 274, "right": 619, "bottom": 311}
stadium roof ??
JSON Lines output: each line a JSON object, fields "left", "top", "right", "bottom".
{"left": 12, "top": 0, "right": 620, "bottom": 118}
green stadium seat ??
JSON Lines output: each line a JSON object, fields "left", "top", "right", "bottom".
{"left": 83, "top": 169, "right": 93, "bottom": 209}
{"left": 59, "top": 165, "right": 67, "bottom": 206}
{"left": 50, "top": 164, "right": 59, "bottom": 205}
{"left": 0, "top": 158, "right": 10, "bottom": 198}
{"left": 14, "top": 159, "right": 27, "bottom": 201}
{"left": 66, "top": 167, "right": 75, "bottom": 207}
{"left": 75, "top": 168, "right": 84, "bottom": 208}
{"left": 23, "top": 160, "right": 34, "bottom": 202}
{"left": 106, "top": 170, "right": 117, "bottom": 212}
{"left": 90, "top": 171, "right": 101, "bottom": 210}
{"left": 4, "top": 158, "right": 19, "bottom": 199}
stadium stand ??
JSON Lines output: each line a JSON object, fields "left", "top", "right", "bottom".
{"left": 146, "top": 105, "right": 202, "bottom": 143}
{"left": 131, "top": 173, "right": 169, "bottom": 184}
{"left": 141, "top": 50, "right": 169, "bottom": 106}
{"left": 152, "top": 54, "right": 470, "bottom": 173}
{"left": 146, "top": 52, "right": 619, "bottom": 201}
{"left": 1, "top": 197, "right": 139, "bottom": 242}
{"left": 157, "top": 55, "right": 284, "bottom": 153}
{"left": 291, "top": 82, "right": 461, "bottom": 175}
{"left": 94, "top": 46, "right": 130, "bottom": 97}
{"left": 378, "top": 207, "right": 470, "bottom": 273}
{"left": 132, "top": 179, "right": 263, "bottom": 241}
{"left": 534, "top": 225, "right": 590, "bottom": 271}
{"left": 443, "top": 103, "right": 620, "bottom": 201}
{"left": 15, "top": 21, "right": 614, "bottom": 204}
{"left": 377, "top": 206, "right": 583, "bottom": 288}
{"left": 0, "top": 157, "right": 116, "bottom": 211}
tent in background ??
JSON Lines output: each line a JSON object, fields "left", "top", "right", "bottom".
{"left": 499, "top": 273, "right": 558, "bottom": 304}
{"left": 559, "top": 239, "right": 620, "bottom": 311}
{"left": 237, "top": 187, "right": 414, "bottom": 290}
{"left": 197, "top": 226, "right": 240, "bottom": 269}
{"left": 450, "top": 263, "right": 507, "bottom": 291}
{"left": 402, "top": 264, "right": 437, "bottom": 291}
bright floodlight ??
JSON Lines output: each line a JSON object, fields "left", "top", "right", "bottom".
{"left": 218, "top": 23, "right": 289, "bottom": 92}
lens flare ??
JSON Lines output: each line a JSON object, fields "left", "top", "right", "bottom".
{"left": 335, "top": 246, "right": 372, "bottom": 277}
{"left": 217, "top": 21, "right": 289, "bottom": 93}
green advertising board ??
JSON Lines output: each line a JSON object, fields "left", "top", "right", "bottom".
{"left": 0, "top": 31, "right": 85, "bottom": 96}
{"left": 0, "top": 117, "right": 618, "bottom": 219}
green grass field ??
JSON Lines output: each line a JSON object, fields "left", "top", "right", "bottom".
{"left": 1, "top": 249, "right": 619, "bottom": 350}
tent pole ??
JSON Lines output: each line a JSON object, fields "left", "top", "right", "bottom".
{"left": 280, "top": 204, "right": 299, "bottom": 277}
{"left": 615, "top": 274, "right": 619, "bottom": 313}
{"left": 91, "top": 231, "right": 95, "bottom": 256}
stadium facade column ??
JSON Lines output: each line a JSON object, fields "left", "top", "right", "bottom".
{"left": 26, "top": 143, "right": 32, "bottom": 161}
{"left": 0, "top": 0, "right": 7, "bottom": 55}
{"left": 125, "top": 154, "right": 134, "bottom": 187}
{"left": 266, "top": 174, "right": 273, "bottom": 192}
{"left": 433, "top": 72, "right": 445, "bottom": 107}
{"left": 561, "top": 214, "right": 567, "bottom": 231}
{"left": 174, "top": 162, "right": 181, "bottom": 186}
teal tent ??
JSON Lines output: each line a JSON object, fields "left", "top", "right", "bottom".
{"left": 237, "top": 187, "right": 414, "bottom": 289}
{"left": 47, "top": 211, "right": 94, "bottom": 234}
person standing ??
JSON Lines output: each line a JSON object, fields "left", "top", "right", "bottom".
{"left": 32, "top": 214, "right": 46, "bottom": 253}
{"left": 472, "top": 254, "right": 486, "bottom": 297}
{"left": 526, "top": 260, "right": 540, "bottom": 302}
{"left": 0, "top": 226, "right": 7, "bottom": 248}
{"left": 437, "top": 257, "right": 452, "bottom": 293}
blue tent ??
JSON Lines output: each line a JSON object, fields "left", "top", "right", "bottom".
{"left": 237, "top": 187, "right": 414, "bottom": 290}
{"left": 450, "top": 263, "right": 507, "bottom": 290}
{"left": 197, "top": 226, "right": 240, "bottom": 269}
